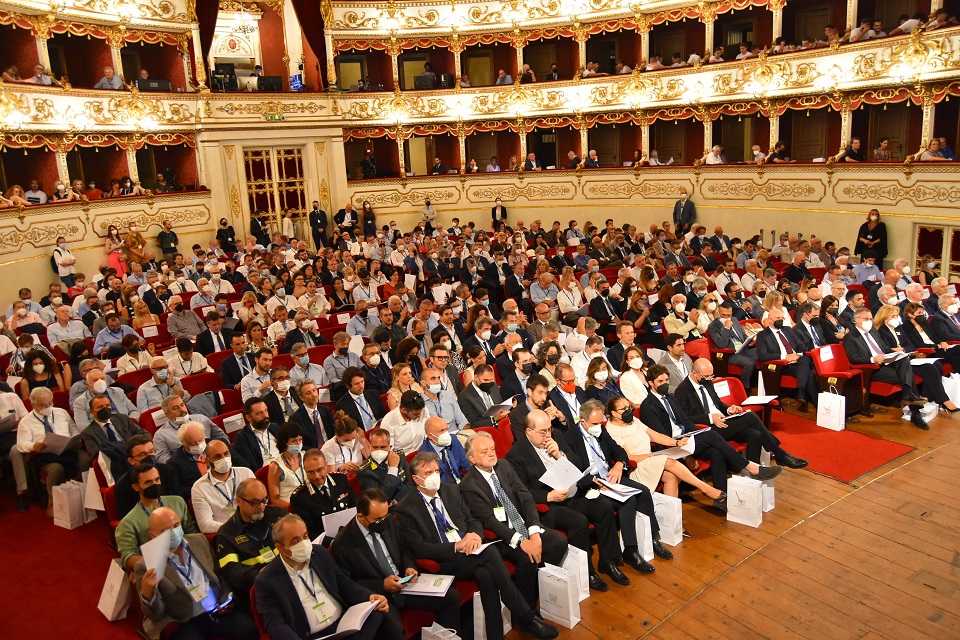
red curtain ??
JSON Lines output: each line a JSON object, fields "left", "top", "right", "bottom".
{"left": 196, "top": 0, "right": 219, "bottom": 79}
{"left": 290, "top": 0, "right": 328, "bottom": 89}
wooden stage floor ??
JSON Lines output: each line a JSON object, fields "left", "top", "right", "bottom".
{"left": 512, "top": 406, "right": 960, "bottom": 640}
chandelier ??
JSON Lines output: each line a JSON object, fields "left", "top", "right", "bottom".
{"left": 233, "top": 4, "right": 257, "bottom": 35}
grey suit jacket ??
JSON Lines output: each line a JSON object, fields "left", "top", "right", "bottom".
{"left": 457, "top": 382, "right": 502, "bottom": 428}
{"left": 657, "top": 353, "right": 694, "bottom": 392}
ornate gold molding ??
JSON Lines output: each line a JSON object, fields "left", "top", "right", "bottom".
{"left": 214, "top": 100, "right": 326, "bottom": 116}
{"left": 703, "top": 178, "right": 826, "bottom": 202}
{"left": 223, "top": 144, "right": 236, "bottom": 160}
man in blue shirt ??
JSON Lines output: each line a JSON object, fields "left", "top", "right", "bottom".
{"left": 418, "top": 417, "right": 471, "bottom": 483}
{"left": 93, "top": 313, "right": 139, "bottom": 358}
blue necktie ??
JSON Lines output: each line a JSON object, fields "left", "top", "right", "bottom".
{"left": 429, "top": 497, "right": 461, "bottom": 541}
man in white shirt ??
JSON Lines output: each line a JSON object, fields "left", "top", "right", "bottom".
{"left": 705, "top": 145, "right": 725, "bottom": 164}
{"left": 288, "top": 342, "right": 328, "bottom": 388}
{"left": 137, "top": 357, "right": 190, "bottom": 414}
{"left": 46, "top": 305, "right": 90, "bottom": 348}
{"left": 206, "top": 266, "right": 236, "bottom": 295}
{"left": 152, "top": 395, "right": 224, "bottom": 463}
{"left": 241, "top": 349, "right": 275, "bottom": 402}
{"left": 166, "top": 339, "right": 213, "bottom": 377}
{"left": 713, "top": 260, "right": 742, "bottom": 294}
{"left": 191, "top": 439, "right": 254, "bottom": 533}
{"left": 571, "top": 336, "right": 605, "bottom": 387}
{"left": 380, "top": 391, "right": 429, "bottom": 452}
{"left": 297, "top": 280, "right": 331, "bottom": 318}
{"left": 267, "top": 306, "right": 297, "bottom": 345}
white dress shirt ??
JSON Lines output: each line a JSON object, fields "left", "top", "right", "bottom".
{"left": 380, "top": 406, "right": 430, "bottom": 452}
{"left": 282, "top": 555, "right": 343, "bottom": 634}
{"left": 191, "top": 466, "right": 255, "bottom": 533}
{"left": 17, "top": 408, "right": 78, "bottom": 453}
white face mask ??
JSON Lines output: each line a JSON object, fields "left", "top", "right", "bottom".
{"left": 948, "top": 304, "right": 959, "bottom": 314}
{"left": 212, "top": 456, "right": 232, "bottom": 474}
{"left": 479, "top": 330, "right": 491, "bottom": 341}
{"left": 888, "top": 316, "right": 902, "bottom": 328}
{"left": 32, "top": 363, "right": 45, "bottom": 374}
{"left": 187, "top": 441, "right": 207, "bottom": 456}
{"left": 418, "top": 472, "right": 441, "bottom": 492}
{"left": 707, "top": 301, "right": 717, "bottom": 311}
{"left": 674, "top": 303, "right": 685, "bottom": 313}
{"left": 433, "top": 432, "right": 452, "bottom": 448}
{"left": 901, "top": 266, "right": 911, "bottom": 275}
{"left": 287, "top": 539, "right": 313, "bottom": 563}
{"left": 370, "top": 450, "right": 389, "bottom": 464}
{"left": 628, "top": 357, "right": 644, "bottom": 370}
{"left": 860, "top": 320, "right": 873, "bottom": 332}
{"left": 92, "top": 379, "right": 108, "bottom": 394}
{"left": 276, "top": 380, "right": 291, "bottom": 393}
{"left": 367, "top": 354, "right": 381, "bottom": 368}
{"left": 586, "top": 424, "right": 603, "bottom": 438}
{"left": 595, "top": 369, "right": 609, "bottom": 382}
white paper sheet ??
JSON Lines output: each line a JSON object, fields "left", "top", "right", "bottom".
{"left": 401, "top": 574, "right": 455, "bottom": 597}
{"left": 42, "top": 433, "right": 81, "bottom": 455}
{"left": 321, "top": 507, "right": 357, "bottom": 540}
{"left": 538, "top": 456, "right": 589, "bottom": 491}
{"left": 712, "top": 380, "right": 731, "bottom": 398}
{"left": 650, "top": 435, "right": 696, "bottom": 459}
{"left": 470, "top": 541, "right": 497, "bottom": 555}
{"left": 141, "top": 528, "right": 172, "bottom": 577}
{"left": 318, "top": 601, "right": 376, "bottom": 640}
{"left": 742, "top": 395, "right": 778, "bottom": 405}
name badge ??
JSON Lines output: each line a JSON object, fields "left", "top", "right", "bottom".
{"left": 585, "top": 489, "right": 601, "bottom": 500}
{"left": 263, "top": 455, "right": 276, "bottom": 465}
{"left": 259, "top": 548, "right": 276, "bottom": 562}
{"left": 311, "top": 600, "right": 335, "bottom": 627}
{"left": 493, "top": 506, "right": 507, "bottom": 522}
{"left": 444, "top": 529, "right": 461, "bottom": 543}
{"left": 188, "top": 584, "right": 207, "bottom": 603}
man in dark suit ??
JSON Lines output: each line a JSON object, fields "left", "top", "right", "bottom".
{"left": 672, "top": 188, "right": 696, "bottom": 233}
{"left": 929, "top": 293, "right": 960, "bottom": 343}
{"left": 840, "top": 289, "right": 865, "bottom": 330}
{"left": 334, "top": 367, "right": 386, "bottom": 433}
{"left": 548, "top": 363, "right": 589, "bottom": 431}
{"left": 460, "top": 432, "right": 569, "bottom": 606}
{"left": 843, "top": 306, "right": 929, "bottom": 429}
{"left": 755, "top": 309, "right": 820, "bottom": 412}
{"left": 429, "top": 156, "right": 448, "bottom": 175}
{"left": 290, "top": 449, "right": 357, "bottom": 540}
{"left": 501, "top": 348, "right": 536, "bottom": 401}
{"left": 462, "top": 318, "right": 505, "bottom": 364}
{"left": 508, "top": 374, "right": 568, "bottom": 438}
{"left": 233, "top": 398, "right": 281, "bottom": 471}
{"left": 589, "top": 280, "right": 627, "bottom": 334}
{"left": 564, "top": 399, "right": 671, "bottom": 575}
{"left": 290, "top": 379, "right": 335, "bottom": 449}
{"left": 523, "top": 152, "right": 543, "bottom": 172}
{"left": 221, "top": 333, "right": 257, "bottom": 390}
{"left": 606, "top": 321, "right": 640, "bottom": 373}
{"left": 333, "top": 488, "right": 463, "bottom": 633}
{"left": 706, "top": 226, "right": 732, "bottom": 253}
{"left": 263, "top": 367, "right": 304, "bottom": 425}
{"left": 641, "top": 365, "right": 781, "bottom": 499}
{"left": 458, "top": 364, "right": 511, "bottom": 428}
{"left": 549, "top": 246, "right": 574, "bottom": 271}
{"left": 254, "top": 513, "right": 395, "bottom": 640}
{"left": 792, "top": 301, "right": 825, "bottom": 352}
{"left": 166, "top": 422, "right": 217, "bottom": 488}
{"left": 418, "top": 417, "right": 471, "bottom": 483}
{"left": 195, "top": 310, "right": 232, "bottom": 357}
{"left": 113, "top": 435, "right": 182, "bottom": 517}
{"left": 280, "top": 312, "right": 325, "bottom": 353}
{"left": 675, "top": 360, "right": 807, "bottom": 467}
{"left": 333, "top": 202, "right": 357, "bottom": 238}
{"left": 507, "top": 408, "right": 625, "bottom": 590}
{"left": 505, "top": 262, "right": 530, "bottom": 300}
{"left": 81, "top": 398, "right": 147, "bottom": 459}
{"left": 394, "top": 452, "right": 559, "bottom": 640}
{"left": 357, "top": 428, "right": 412, "bottom": 503}
{"left": 250, "top": 210, "right": 269, "bottom": 246}
{"left": 783, "top": 252, "right": 812, "bottom": 284}
{"left": 309, "top": 200, "right": 328, "bottom": 250}
{"left": 707, "top": 301, "right": 757, "bottom": 390}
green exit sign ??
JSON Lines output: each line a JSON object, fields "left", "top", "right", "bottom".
{"left": 265, "top": 115, "right": 285, "bottom": 121}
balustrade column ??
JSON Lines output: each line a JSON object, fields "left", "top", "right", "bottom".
{"left": 702, "top": 117, "right": 712, "bottom": 159}
{"left": 772, "top": 8, "right": 783, "bottom": 40}
{"left": 931, "top": 0, "right": 944, "bottom": 11}
{"left": 126, "top": 147, "right": 140, "bottom": 185}
{"left": 704, "top": 18, "right": 715, "bottom": 55}
{"left": 518, "top": 118, "right": 527, "bottom": 162}
{"left": 55, "top": 148, "right": 69, "bottom": 185}
{"left": 458, "top": 129, "right": 467, "bottom": 174}
{"left": 921, "top": 92, "right": 935, "bottom": 150}
{"left": 639, "top": 15, "right": 650, "bottom": 65}
{"left": 640, "top": 116, "right": 650, "bottom": 160}
{"left": 845, "top": 0, "right": 859, "bottom": 32}
{"left": 839, "top": 98, "right": 853, "bottom": 153}
{"left": 326, "top": 33, "right": 338, "bottom": 86}
{"left": 396, "top": 126, "right": 406, "bottom": 175}
{"left": 768, "top": 113, "right": 780, "bottom": 151}
{"left": 35, "top": 36, "right": 50, "bottom": 70}
{"left": 190, "top": 27, "right": 207, "bottom": 88}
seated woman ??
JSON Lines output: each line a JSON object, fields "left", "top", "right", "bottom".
{"left": 460, "top": 344, "right": 486, "bottom": 388}
{"left": 117, "top": 334, "right": 153, "bottom": 373}
{"left": 618, "top": 345, "right": 649, "bottom": 406}
{"left": 584, "top": 356, "right": 623, "bottom": 405}
{"left": 901, "top": 301, "right": 960, "bottom": 373}
{"left": 696, "top": 292, "right": 723, "bottom": 335}
{"left": 2, "top": 185, "right": 31, "bottom": 207}
{"left": 237, "top": 291, "right": 270, "bottom": 327}
{"left": 19, "top": 350, "right": 66, "bottom": 401}
{"left": 320, "top": 411, "right": 370, "bottom": 474}
{"left": 246, "top": 321, "right": 277, "bottom": 355}
{"left": 385, "top": 362, "right": 423, "bottom": 411}
{"left": 267, "top": 422, "right": 306, "bottom": 509}
{"left": 329, "top": 277, "right": 351, "bottom": 310}
{"left": 761, "top": 290, "right": 794, "bottom": 327}
{"left": 662, "top": 293, "right": 709, "bottom": 360}
{"left": 626, "top": 290, "right": 663, "bottom": 349}
{"left": 395, "top": 336, "right": 426, "bottom": 382}
{"left": 131, "top": 300, "right": 159, "bottom": 330}
{"left": 604, "top": 397, "right": 725, "bottom": 502}
{"left": 537, "top": 340, "right": 563, "bottom": 390}
{"left": 816, "top": 295, "right": 847, "bottom": 345}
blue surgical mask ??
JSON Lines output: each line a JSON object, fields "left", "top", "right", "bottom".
{"left": 168, "top": 524, "right": 184, "bottom": 549}
{"left": 156, "top": 368, "right": 169, "bottom": 381}
{"left": 507, "top": 323, "right": 518, "bottom": 332}
{"left": 217, "top": 304, "right": 227, "bottom": 312}
{"left": 299, "top": 355, "right": 310, "bottom": 367}
{"left": 480, "top": 299, "right": 489, "bottom": 307}
{"left": 287, "top": 444, "right": 302, "bottom": 454}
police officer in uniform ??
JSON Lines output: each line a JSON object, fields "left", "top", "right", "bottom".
{"left": 214, "top": 479, "right": 286, "bottom": 612}
{"left": 290, "top": 448, "right": 357, "bottom": 540}
{"left": 356, "top": 428, "right": 411, "bottom": 504}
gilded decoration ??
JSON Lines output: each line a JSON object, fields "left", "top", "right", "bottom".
{"left": 97, "top": 207, "right": 210, "bottom": 235}
{"left": 223, "top": 145, "right": 236, "bottom": 160}
{"left": 82, "top": 89, "right": 193, "bottom": 126}
{"left": 230, "top": 186, "right": 242, "bottom": 217}
{"left": 315, "top": 141, "right": 327, "bottom": 157}
{"left": 0, "top": 222, "right": 83, "bottom": 253}
{"left": 214, "top": 101, "right": 326, "bottom": 116}
{"left": 341, "top": 90, "right": 446, "bottom": 120}
{"left": 836, "top": 180, "right": 960, "bottom": 207}
{"left": 351, "top": 189, "right": 459, "bottom": 208}
{"left": 703, "top": 178, "right": 825, "bottom": 202}
{"left": 583, "top": 180, "right": 691, "bottom": 199}
{"left": 468, "top": 183, "right": 574, "bottom": 202}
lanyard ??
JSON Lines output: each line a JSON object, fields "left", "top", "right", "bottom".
{"left": 254, "top": 430, "right": 272, "bottom": 455}
{"left": 337, "top": 441, "right": 354, "bottom": 464}
{"left": 178, "top": 358, "right": 194, "bottom": 376}
{"left": 210, "top": 471, "right": 237, "bottom": 504}
{"left": 580, "top": 426, "right": 607, "bottom": 466}
{"left": 283, "top": 453, "right": 306, "bottom": 484}
{"left": 139, "top": 497, "right": 163, "bottom": 518}
{"left": 171, "top": 550, "right": 194, "bottom": 583}
{"left": 298, "top": 570, "right": 319, "bottom": 601}
{"left": 427, "top": 397, "right": 444, "bottom": 420}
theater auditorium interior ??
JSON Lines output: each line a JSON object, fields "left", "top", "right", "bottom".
{"left": 0, "top": 0, "right": 958, "bottom": 638}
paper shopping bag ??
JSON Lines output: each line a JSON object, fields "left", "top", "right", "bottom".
{"left": 421, "top": 622, "right": 461, "bottom": 640}
{"left": 53, "top": 480, "right": 85, "bottom": 530}
{"left": 761, "top": 478, "right": 775, "bottom": 512}
{"left": 97, "top": 559, "right": 132, "bottom": 621}
{"left": 538, "top": 564, "right": 581, "bottom": 629}
{"left": 652, "top": 492, "right": 683, "bottom": 546}
{"left": 816, "top": 386, "right": 845, "bottom": 431}
{"left": 636, "top": 512, "right": 655, "bottom": 561}
{"left": 727, "top": 476, "right": 763, "bottom": 528}
{"left": 560, "top": 545, "right": 590, "bottom": 602}
{"left": 944, "top": 374, "right": 960, "bottom": 406}
{"left": 902, "top": 401, "right": 938, "bottom": 423}
{"left": 472, "top": 592, "right": 511, "bottom": 640}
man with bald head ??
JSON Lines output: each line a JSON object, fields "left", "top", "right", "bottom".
{"left": 755, "top": 308, "right": 820, "bottom": 412}
{"left": 783, "top": 251, "right": 811, "bottom": 284}
{"left": 137, "top": 356, "right": 190, "bottom": 413}
{"left": 675, "top": 359, "right": 807, "bottom": 467}
{"left": 417, "top": 416, "right": 471, "bottom": 483}
{"left": 136, "top": 507, "right": 257, "bottom": 639}
{"left": 190, "top": 440, "right": 255, "bottom": 533}
{"left": 166, "top": 294, "right": 206, "bottom": 339}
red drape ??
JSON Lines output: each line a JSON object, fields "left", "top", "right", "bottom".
{"left": 196, "top": 0, "right": 219, "bottom": 80}
{"left": 289, "top": 0, "right": 328, "bottom": 89}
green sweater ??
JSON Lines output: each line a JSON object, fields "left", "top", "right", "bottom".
{"left": 115, "top": 495, "right": 199, "bottom": 568}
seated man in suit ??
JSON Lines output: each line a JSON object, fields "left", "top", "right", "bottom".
{"left": 81, "top": 394, "right": 147, "bottom": 459}
{"left": 357, "top": 428, "right": 412, "bottom": 504}
{"left": 839, "top": 289, "right": 865, "bottom": 330}
{"left": 929, "top": 293, "right": 960, "bottom": 343}
{"left": 289, "top": 448, "right": 357, "bottom": 540}
{"left": 167, "top": 421, "right": 218, "bottom": 488}
{"left": 460, "top": 432, "right": 569, "bottom": 607}
{"left": 462, "top": 317, "right": 505, "bottom": 363}
{"left": 334, "top": 367, "right": 386, "bottom": 434}
{"left": 281, "top": 311, "right": 325, "bottom": 353}
{"left": 707, "top": 301, "right": 758, "bottom": 390}
{"left": 135, "top": 507, "right": 258, "bottom": 640}
{"left": 233, "top": 397, "right": 281, "bottom": 470}
{"left": 221, "top": 333, "right": 257, "bottom": 390}
{"left": 195, "top": 310, "right": 232, "bottom": 356}
{"left": 254, "top": 513, "right": 395, "bottom": 640}
{"left": 548, "top": 363, "right": 589, "bottom": 431}
{"left": 332, "top": 488, "right": 463, "bottom": 633}
{"left": 641, "top": 365, "right": 781, "bottom": 504}
{"left": 290, "top": 379, "right": 335, "bottom": 450}
{"left": 417, "top": 416, "right": 470, "bottom": 483}
{"left": 263, "top": 366, "right": 304, "bottom": 425}
{"left": 726, "top": 281, "right": 756, "bottom": 321}
{"left": 564, "top": 400, "right": 672, "bottom": 576}
{"left": 843, "top": 306, "right": 929, "bottom": 429}
{"left": 588, "top": 279, "right": 627, "bottom": 337}
{"left": 755, "top": 309, "right": 821, "bottom": 412}
{"left": 501, "top": 347, "right": 537, "bottom": 400}
{"left": 675, "top": 359, "right": 807, "bottom": 467}
{"left": 457, "top": 364, "right": 512, "bottom": 428}
{"left": 359, "top": 342, "right": 392, "bottom": 396}
{"left": 507, "top": 408, "right": 624, "bottom": 590}
{"left": 792, "top": 301, "right": 827, "bottom": 352}
{"left": 395, "top": 452, "right": 560, "bottom": 640}
{"left": 509, "top": 374, "right": 568, "bottom": 439}
{"left": 657, "top": 333, "right": 694, "bottom": 392}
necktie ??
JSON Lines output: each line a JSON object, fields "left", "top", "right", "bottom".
{"left": 482, "top": 341, "right": 493, "bottom": 359}
{"left": 662, "top": 396, "right": 680, "bottom": 429}
{"left": 604, "top": 298, "right": 615, "bottom": 318}
{"left": 356, "top": 396, "right": 374, "bottom": 430}
{"left": 320, "top": 483, "right": 330, "bottom": 499}
{"left": 491, "top": 473, "right": 528, "bottom": 538}
{"left": 305, "top": 333, "right": 313, "bottom": 348}
{"left": 699, "top": 385, "right": 711, "bottom": 413}
{"left": 104, "top": 421, "right": 119, "bottom": 442}
{"left": 215, "top": 334, "right": 224, "bottom": 351}
{"left": 42, "top": 415, "right": 53, "bottom": 434}
{"left": 371, "top": 533, "right": 394, "bottom": 577}
{"left": 283, "top": 395, "right": 293, "bottom": 416}
{"left": 312, "top": 410, "right": 325, "bottom": 445}
{"left": 864, "top": 331, "right": 884, "bottom": 356}
{"left": 429, "top": 497, "right": 460, "bottom": 541}
{"left": 239, "top": 355, "right": 250, "bottom": 376}
{"left": 951, "top": 314, "right": 960, "bottom": 330}
{"left": 809, "top": 324, "right": 821, "bottom": 347}
{"left": 777, "top": 331, "right": 795, "bottom": 355}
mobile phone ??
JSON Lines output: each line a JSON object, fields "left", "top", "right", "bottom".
{"left": 398, "top": 574, "right": 415, "bottom": 584}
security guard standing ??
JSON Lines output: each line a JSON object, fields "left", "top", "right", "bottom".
{"left": 290, "top": 448, "right": 356, "bottom": 540}
{"left": 214, "top": 478, "right": 286, "bottom": 612}
{"left": 356, "top": 428, "right": 411, "bottom": 504}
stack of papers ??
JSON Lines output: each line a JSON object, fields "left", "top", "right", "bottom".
{"left": 318, "top": 601, "right": 377, "bottom": 640}
{"left": 42, "top": 433, "right": 82, "bottom": 455}
{"left": 595, "top": 479, "right": 644, "bottom": 502}
{"left": 651, "top": 435, "right": 696, "bottom": 459}
{"left": 401, "top": 574, "right": 454, "bottom": 597}
{"left": 538, "top": 457, "right": 595, "bottom": 491}
{"left": 481, "top": 394, "right": 523, "bottom": 418}
{"left": 742, "top": 396, "right": 778, "bottom": 405}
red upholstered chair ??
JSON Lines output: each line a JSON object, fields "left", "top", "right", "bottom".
{"left": 139, "top": 407, "right": 164, "bottom": 435}
{"left": 218, "top": 388, "right": 244, "bottom": 414}
{"left": 475, "top": 426, "right": 508, "bottom": 458}
{"left": 205, "top": 349, "right": 235, "bottom": 373}
{"left": 249, "top": 586, "right": 270, "bottom": 640}
{"left": 810, "top": 344, "right": 866, "bottom": 415}
{"left": 496, "top": 416, "right": 514, "bottom": 449}
{"left": 713, "top": 376, "right": 778, "bottom": 425}
{"left": 212, "top": 410, "right": 246, "bottom": 442}
{"left": 308, "top": 345, "right": 334, "bottom": 365}
{"left": 100, "top": 484, "right": 121, "bottom": 529}
{"left": 116, "top": 367, "right": 153, "bottom": 389}
{"left": 180, "top": 372, "right": 223, "bottom": 397}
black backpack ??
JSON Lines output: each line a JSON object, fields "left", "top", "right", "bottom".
{"left": 50, "top": 249, "right": 60, "bottom": 274}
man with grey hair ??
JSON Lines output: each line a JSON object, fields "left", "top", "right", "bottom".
{"left": 927, "top": 277, "right": 949, "bottom": 314}
{"left": 167, "top": 421, "right": 212, "bottom": 487}
{"left": 930, "top": 294, "right": 960, "bottom": 343}
{"left": 72, "top": 368, "right": 139, "bottom": 427}
{"left": 395, "top": 451, "right": 560, "bottom": 639}
{"left": 873, "top": 284, "right": 898, "bottom": 312}
{"left": 137, "top": 356, "right": 190, "bottom": 413}
{"left": 153, "top": 394, "right": 226, "bottom": 464}
{"left": 892, "top": 257, "right": 914, "bottom": 290}
{"left": 166, "top": 294, "right": 205, "bottom": 340}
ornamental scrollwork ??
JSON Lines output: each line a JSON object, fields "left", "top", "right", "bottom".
{"left": 352, "top": 189, "right": 459, "bottom": 208}
{"left": 335, "top": 11, "right": 379, "bottom": 29}
{"left": 704, "top": 179, "right": 823, "bottom": 201}
{"left": 405, "top": 10, "right": 440, "bottom": 28}
{"left": 584, "top": 180, "right": 688, "bottom": 199}
{"left": 342, "top": 91, "right": 446, "bottom": 120}
{"left": 135, "top": 0, "right": 189, "bottom": 21}
{"left": 215, "top": 101, "right": 326, "bottom": 116}
{"left": 98, "top": 207, "right": 209, "bottom": 235}
{"left": 837, "top": 181, "right": 960, "bottom": 207}
{"left": 82, "top": 88, "right": 193, "bottom": 125}
{"left": 469, "top": 183, "right": 574, "bottom": 201}
{"left": 0, "top": 222, "right": 83, "bottom": 253}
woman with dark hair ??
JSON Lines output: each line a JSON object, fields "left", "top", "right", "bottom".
{"left": 246, "top": 321, "right": 277, "bottom": 355}
{"left": 321, "top": 410, "right": 370, "bottom": 473}
{"left": 216, "top": 217, "right": 237, "bottom": 251}
{"left": 267, "top": 422, "right": 306, "bottom": 509}
{"left": 855, "top": 209, "right": 887, "bottom": 265}
{"left": 461, "top": 344, "right": 486, "bottom": 387}
{"left": 584, "top": 356, "right": 623, "bottom": 404}
{"left": 816, "top": 295, "right": 847, "bottom": 345}
{"left": 66, "top": 341, "right": 91, "bottom": 388}
{"left": 873, "top": 137, "right": 893, "bottom": 161}
{"left": 464, "top": 302, "right": 489, "bottom": 338}
{"left": 537, "top": 340, "right": 563, "bottom": 389}
{"left": 329, "top": 277, "right": 350, "bottom": 310}
{"left": 19, "top": 350, "right": 65, "bottom": 400}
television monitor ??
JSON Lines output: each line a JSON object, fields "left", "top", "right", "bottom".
{"left": 289, "top": 74, "right": 303, "bottom": 91}
{"left": 413, "top": 74, "right": 437, "bottom": 90}
{"left": 135, "top": 79, "right": 172, "bottom": 92}
{"left": 213, "top": 62, "right": 235, "bottom": 77}
{"left": 258, "top": 75, "right": 283, "bottom": 91}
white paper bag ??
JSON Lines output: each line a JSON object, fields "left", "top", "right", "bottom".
{"left": 422, "top": 623, "right": 460, "bottom": 640}
{"left": 901, "top": 401, "right": 938, "bottom": 422}
{"left": 97, "top": 558, "right": 131, "bottom": 621}
{"left": 727, "top": 475, "right": 763, "bottom": 528}
{"left": 83, "top": 470, "right": 105, "bottom": 511}
{"left": 560, "top": 546, "right": 590, "bottom": 602}
{"left": 816, "top": 386, "right": 845, "bottom": 431}
{"left": 761, "top": 479, "right": 775, "bottom": 512}
{"left": 636, "top": 512, "right": 655, "bottom": 562}
{"left": 538, "top": 564, "right": 581, "bottom": 629}
{"left": 53, "top": 480, "right": 85, "bottom": 529}
{"left": 472, "top": 592, "right": 511, "bottom": 640}
{"left": 942, "top": 374, "right": 960, "bottom": 406}
{"left": 651, "top": 492, "right": 683, "bottom": 546}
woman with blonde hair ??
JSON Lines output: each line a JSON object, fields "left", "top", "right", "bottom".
{"left": 618, "top": 345, "right": 649, "bottom": 405}
{"left": 696, "top": 292, "right": 722, "bottom": 334}
{"left": 761, "top": 290, "right": 793, "bottom": 326}
{"left": 386, "top": 362, "right": 423, "bottom": 411}
{"left": 639, "top": 266, "right": 659, "bottom": 292}
{"left": 237, "top": 290, "right": 270, "bottom": 326}
{"left": 131, "top": 300, "right": 159, "bottom": 329}
{"left": 663, "top": 293, "right": 709, "bottom": 359}
{"left": 557, "top": 266, "right": 585, "bottom": 315}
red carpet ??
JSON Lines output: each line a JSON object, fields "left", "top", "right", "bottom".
{"left": 0, "top": 491, "right": 141, "bottom": 639}
{"left": 769, "top": 411, "right": 915, "bottom": 483}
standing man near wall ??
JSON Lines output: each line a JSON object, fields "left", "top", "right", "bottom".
{"left": 672, "top": 187, "right": 696, "bottom": 234}
{"left": 155, "top": 219, "right": 178, "bottom": 264}
{"left": 309, "top": 199, "right": 328, "bottom": 249}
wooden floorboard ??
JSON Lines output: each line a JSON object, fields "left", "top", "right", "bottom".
{"left": 508, "top": 408, "right": 960, "bottom": 640}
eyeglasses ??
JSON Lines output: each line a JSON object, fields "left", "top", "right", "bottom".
{"left": 433, "top": 355, "right": 450, "bottom": 361}
{"left": 240, "top": 497, "right": 269, "bottom": 507}
{"left": 528, "top": 428, "right": 552, "bottom": 436}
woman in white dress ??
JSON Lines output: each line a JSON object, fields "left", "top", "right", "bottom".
{"left": 603, "top": 396, "right": 726, "bottom": 501}
{"left": 267, "top": 422, "right": 307, "bottom": 509}
{"left": 617, "top": 345, "right": 649, "bottom": 406}
{"left": 557, "top": 266, "right": 584, "bottom": 315}
{"left": 321, "top": 410, "right": 371, "bottom": 474}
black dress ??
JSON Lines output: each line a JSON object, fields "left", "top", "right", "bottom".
{"left": 854, "top": 221, "right": 887, "bottom": 264}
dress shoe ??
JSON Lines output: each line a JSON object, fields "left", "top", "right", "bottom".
{"left": 17, "top": 493, "right": 29, "bottom": 512}
{"left": 909, "top": 408, "right": 930, "bottom": 430}
{"left": 903, "top": 393, "right": 928, "bottom": 406}
{"left": 624, "top": 550, "right": 656, "bottom": 574}
{"left": 859, "top": 408, "right": 875, "bottom": 418}
{"left": 652, "top": 539, "right": 674, "bottom": 560}
{"left": 597, "top": 561, "right": 631, "bottom": 585}
{"left": 797, "top": 400, "right": 810, "bottom": 413}
{"left": 518, "top": 614, "right": 559, "bottom": 639}
{"left": 940, "top": 404, "right": 960, "bottom": 413}
{"left": 712, "top": 498, "right": 728, "bottom": 511}
{"left": 777, "top": 453, "right": 809, "bottom": 469}
{"left": 588, "top": 574, "right": 609, "bottom": 592}
{"left": 682, "top": 529, "right": 691, "bottom": 537}
{"left": 751, "top": 465, "right": 783, "bottom": 481}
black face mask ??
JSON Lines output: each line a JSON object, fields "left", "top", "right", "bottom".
{"left": 773, "top": 319, "right": 784, "bottom": 329}
{"left": 141, "top": 484, "right": 162, "bottom": 500}
{"left": 89, "top": 302, "right": 100, "bottom": 311}
{"left": 620, "top": 407, "right": 634, "bottom": 424}
{"left": 828, "top": 307, "right": 839, "bottom": 315}
{"left": 367, "top": 518, "right": 388, "bottom": 535}
{"left": 600, "top": 289, "right": 610, "bottom": 297}
{"left": 140, "top": 455, "right": 156, "bottom": 466}
{"left": 730, "top": 292, "right": 742, "bottom": 300}
{"left": 546, "top": 354, "right": 561, "bottom": 365}
{"left": 656, "top": 383, "right": 670, "bottom": 396}
{"left": 414, "top": 333, "right": 425, "bottom": 341}
{"left": 478, "top": 381, "right": 496, "bottom": 393}
{"left": 359, "top": 309, "right": 368, "bottom": 318}
{"left": 757, "top": 290, "right": 766, "bottom": 299}
{"left": 173, "top": 304, "right": 184, "bottom": 312}
{"left": 521, "top": 363, "right": 535, "bottom": 375}
{"left": 95, "top": 407, "right": 112, "bottom": 422}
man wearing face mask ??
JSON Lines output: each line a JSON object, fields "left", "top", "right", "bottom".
{"left": 462, "top": 317, "right": 505, "bottom": 364}
{"left": 167, "top": 422, "right": 218, "bottom": 488}
{"left": 112, "top": 435, "right": 182, "bottom": 516}
{"left": 346, "top": 299, "right": 381, "bottom": 339}
{"left": 137, "top": 356, "right": 190, "bottom": 414}
{"left": 755, "top": 309, "right": 821, "bottom": 413}
{"left": 166, "top": 295, "right": 205, "bottom": 340}
{"left": 706, "top": 301, "right": 759, "bottom": 391}
{"left": 191, "top": 441, "right": 256, "bottom": 534}
{"left": 82, "top": 394, "right": 147, "bottom": 459}
{"left": 263, "top": 367, "right": 304, "bottom": 425}
{"left": 290, "top": 449, "right": 357, "bottom": 540}
{"left": 153, "top": 394, "right": 226, "bottom": 464}
{"left": 501, "top": 348, "right": 537, "bottom": 400}
{"left": 117, "top": 463, "right": 199, "bottom": 571}
{"left": 417, "top": 416, "right": 471, "bottom": 483}
{"left": 397, "top": 452, "right": 559, "bottom": 639}
{"left": 212, "top": 478, "right": 285, "bottom": 612}
{"left": 135, "top": 507, "right": 256, "bottom": 640}
{"left": 420, "top": 367, "right": 471, "bottom": 437}
{"left": 323, "top": 332, "right": 362, "bottom": 389}
{"left": 72, "top": 369, "right": 139, "bottom": 428}
{"left": 357, "top": 428, "right": 412, "bottom": 503}
{"left": 357, "top": 342, "right": 392, "bottom": 396}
